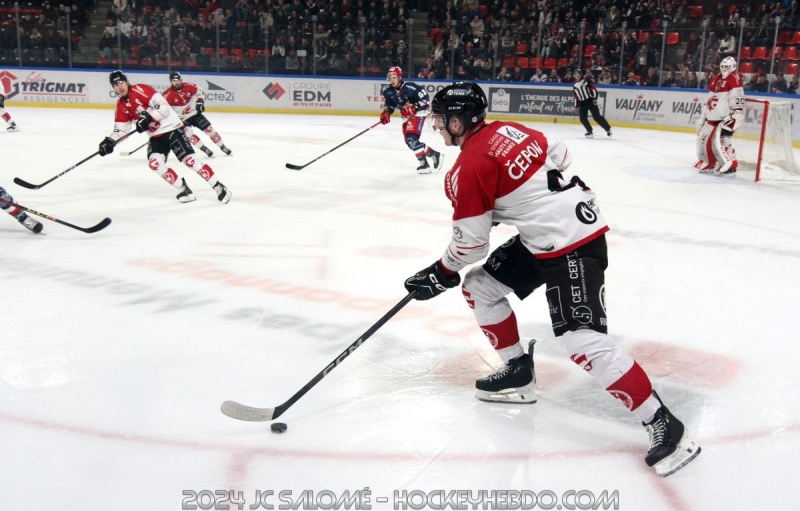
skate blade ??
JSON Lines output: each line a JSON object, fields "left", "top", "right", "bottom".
{"left": 219, "top": 190, "right": 233, "bottom": 204}
{"left": 178, "top": 194, "right": 197, "bottom": 203}
{"left": 475, "top": 382, "right": 537, "bottom": 404}
{"left": 417, "top": 168, "right": 432, "bottom": 175}
{"left": 434, "top": 154, "right": 445, "bottom": 171}
{"left": 655, "top": 431, "right": 702, "bottom": 477}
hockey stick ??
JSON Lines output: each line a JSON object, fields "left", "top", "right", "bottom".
{"left": 14, "top": 131, "right": 136, "bottom": 190}
{"left": 0, "top": 197, "right": 112, "bottom": 234}
{"left": 221, "top": 291, "right": 417, "bottom": 421}
{"left": 285, "top": 121, "right": 382, "bottom": 170}
{"left": 121, "top": 141, "right": 148, "bottom": 156}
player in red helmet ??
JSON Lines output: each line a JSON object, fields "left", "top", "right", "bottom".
{"left": 379, "top": 66, "right": 444, "bottom": 174}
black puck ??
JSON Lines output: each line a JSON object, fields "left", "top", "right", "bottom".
{"left": 270, "top": 422, "right": 288, "bottom": 434}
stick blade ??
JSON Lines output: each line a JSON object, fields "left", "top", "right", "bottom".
{"left": 285, "top": 163, "right": 305, "bottom": 170}
{"left": 81, "top": 217, "right": 112, "bottom": 234}
{"left": 13, "top": 177, "right": 40, "bottom": 190}
{"left": 221, "top": 400, "right": 276, "bottom": 421}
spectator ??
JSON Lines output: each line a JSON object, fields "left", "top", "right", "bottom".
{"left": 662, "top": 69, "right": 678, "bottom": 87}
{"left": 498, "top": 66, "right": 512, "bottom": 81}
{"left": 788, "top": 74, "right": 800, "bottom": 94}
{"left": 475, "top": 59, "right": 494, "bottom": 80}
{"left": 511, "top": 65, "right": 525, "bottom": 81}
{"left": 743, "top": 72, "right": 760, "bottom": 91}
{"left": 530, "top": 67, "right": 547, "bottom": 82}
{"left": 718, "top": 32, "right": 736, "bottom": 57}
{"left": 624, "top": 71, "right": 640, "bottom": 86}
{"left": 770, "top": 71, "right": 788, "bottom": 93}
{"left": 698, "top": 71, "right": 712, "bottom": 88}
{"left": 286, "top": 49, "right": 300, "bottom": 70}
{"left": 98, "top": 31, "right": 115, "bottom": 59}
{"left": 597, "top": 67, "right": 613, "bottom": 85}
{"left": 418, "top": 57, "right": 436, "bottom": 79}
{"left": 644, "top": 66, "right": 659, "bottom": 86}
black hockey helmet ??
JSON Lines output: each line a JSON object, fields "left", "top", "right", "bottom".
{"left": 430, "top": 82, "right": 487, "bottom": 141}
{"left": 169, "top": 71, "right": 182, "bottom": 82}
{"left": 109, "top": 70, "right": 128, "bottom": 86}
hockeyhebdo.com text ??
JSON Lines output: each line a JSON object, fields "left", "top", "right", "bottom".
{"left": 182, "top": 489, "right": 620, "bottom": 510}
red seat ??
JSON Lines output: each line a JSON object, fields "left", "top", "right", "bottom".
{"left": 666, "top": 32, "right": 679, "bottom": 45}
{"left": 218, "top": 48, "right": 230, "bottom": 58}
{"left": 688, "top": 5, "right": 703, "bottom": 18}
{"left": 752, "top": 46, "right": 767, "bottom": 59}
{"left": 502, "top": 55, "right": 515, "bottom": 68}
{"left": 516, "top": 57, "right": 529, "bottom": 68}
{"left": 479, "top": 5, "right": 488, "bottom": 17}
{"left": 557, "top": 58, "right": 569, "bottom": 67}
{"left": 515, "top": 42, "right": 528, "bottom": 55}
{"left": 739, "top": 61, "right": 753, "bottom": 74}
{"left": 786, "top": 62, "right": 799, "bottom": 75}
{"left": 778, "top": 31, "right": 793, "bottom": 44}
{"left": 782, "top": 46, "right": 797, "bottom": 60}
{"left": 543, "top": 57, "right": 556, "bottom": 69}
{"left": 202, "top": 47, "right": 214, "bottom": 57}
{"left": 793, "top": 31, "right": 800, "bottom": 44}
{"left": 429, "top": 28, "right": 443, "bottom": 44}
{"left": 651, "top": 18, "right": 661, "bottom": 28}
{"left": 583, "top": 44, "right": 596, "bottom": 57}
{"left": 530, "top": 57, "right": 542, "bottom": 68}
{"left": 739, "top": 46, "right": 751, "bottom": 59}
{"left": 248, "top": 48, "right": 257, "bottom": 58}
{"left": 637, "top": 32, "right": 648, "bottom": 44}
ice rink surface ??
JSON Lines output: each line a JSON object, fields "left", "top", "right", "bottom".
{"left": 1, "top": 107, "right": 799, "bottom": 511}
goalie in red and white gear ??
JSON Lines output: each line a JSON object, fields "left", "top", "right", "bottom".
{"left": 99, "top": 70, "right": 232, "bottom": 203}
{"left": 162, "top": 71, "right": 232, "bottom": 158}
{"left": 0, "top": 80, "right": 18, "bottom": 132}
{"left": 695, "top": 56, "right": 745, "bottom": 175}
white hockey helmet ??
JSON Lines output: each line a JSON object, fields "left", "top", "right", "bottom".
{"left": 720, "top": 56, "right": 736, "bottom": 78}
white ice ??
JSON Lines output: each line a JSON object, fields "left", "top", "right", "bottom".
{"left": 1, "top": 107, "right": 799, "bottom": 511}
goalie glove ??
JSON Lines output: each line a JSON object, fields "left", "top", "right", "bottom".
{"left": 380, "top": 111, "right": 391, "bottom": 125}
{"left": 404, "top": 261, "right": 461, "bottom": 301}
{"left": 196, "top": 100, "right": 205, "bottom": 114}
{"left": 135, "top": 111, "right": 153, "bottom": 133}
{"left": 98, "top": 136, "right": 116, "bottom": 156}
{"left": 720, "top": 110, "right": 743, "bottom": 133}
{"left": 401, "top": 103, "right": 417, "bottom": 118}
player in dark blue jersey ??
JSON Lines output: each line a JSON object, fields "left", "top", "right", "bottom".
{"left": 380, "top": 66, "right": 444, "bottom": 174}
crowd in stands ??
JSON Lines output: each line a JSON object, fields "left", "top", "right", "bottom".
{"left": 2, "top": 0, "right": 800, "bottom": 93}
{"left": 0, "top": 0, "right": 90, "bottom": 65}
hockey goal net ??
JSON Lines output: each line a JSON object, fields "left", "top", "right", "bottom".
{"left": 735, "top": 98, "right": 800, "bottom": 181}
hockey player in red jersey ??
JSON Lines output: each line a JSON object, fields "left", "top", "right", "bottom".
{"left": 0, "top": 185, "right": 43, "bottom": 233}
{"left": 163, "top": 71, "right": 232, "bottom": 158}
{"left": 380, "top": 66, "right": 444, "bottom": 174}
{"left": 0, "top": 81, "right": 18, "bottom": 132}
{"left": 403, "top": 82, "right": 701, "bottom": 477}
{"left": 695, "top": 56, "right": 744, "bottom": 174}
{"left": 99, "top": 71, "right": 231, "bottom": 203}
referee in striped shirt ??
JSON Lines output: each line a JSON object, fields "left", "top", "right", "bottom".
{"left": 573, "top": 69, "right": 612, "bottom": 138}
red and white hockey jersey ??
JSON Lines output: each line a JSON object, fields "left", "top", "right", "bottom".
{"left": 704, "top": 72, "right": 745, "bottom": 121}
{"left": 110, "top": 83, "right": 183, "bottom": 140}
{"left": 440, "top": 121, "right": 608, "bottom": 273}
{"left": 162, "top": 82, "right": 205, "bottom": 121}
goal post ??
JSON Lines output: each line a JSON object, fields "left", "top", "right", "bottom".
{"left": 735, "top": 98, "right": 800, "bottom": 181}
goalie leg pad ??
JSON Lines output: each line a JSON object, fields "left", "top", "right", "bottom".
{"left": 716, "top": 135, "right": 738, "bottom": 174}
{"left": 696, "top": 122, "right": 719, "bottom": 172}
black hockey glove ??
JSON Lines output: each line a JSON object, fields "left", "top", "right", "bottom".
{"left": 135, "top": 111, "right": 153, "bottom": 133}
{"left": 196, "top": 100, "right": 205, "bottom": 114}
{"left": 404, "top": 261, "right": 461, "bottom": 300}
{"left": 98, "top": 137, "right": 116, "bottom": 156}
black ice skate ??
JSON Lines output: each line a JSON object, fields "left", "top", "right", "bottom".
{"left": 220, "top": 145, "right": 232, "bottom": 156}
{"left": 416, "top": 158, "right": 432, "bottom": 175}
{"left": 176, "top": 178, "right": 197, "bottom": 203}
{"left": 213, "top": 181, "right": 232, "bottom": 204}
{"left": 643, "top": 392, "right": 701, "bottom": 477}
{"left": 585, "top": 132, "right": 594, "bottom": 138}
{"left": 475, "top": 339, "right": 538, "bottom": 404}
{"left": 606, "top": 129, "right": 613, "bottom": 137}
{"left": 7, "top": 122, "right": 18, "bottom": 132}
{"left": 429, "top": 149, "right": 444, "bottom": 171}
{"left": 15, "top": 212, "right": 43, "bottom": 234}
{"left": 200, "top": 145, "right": 214, "bottom": 157}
